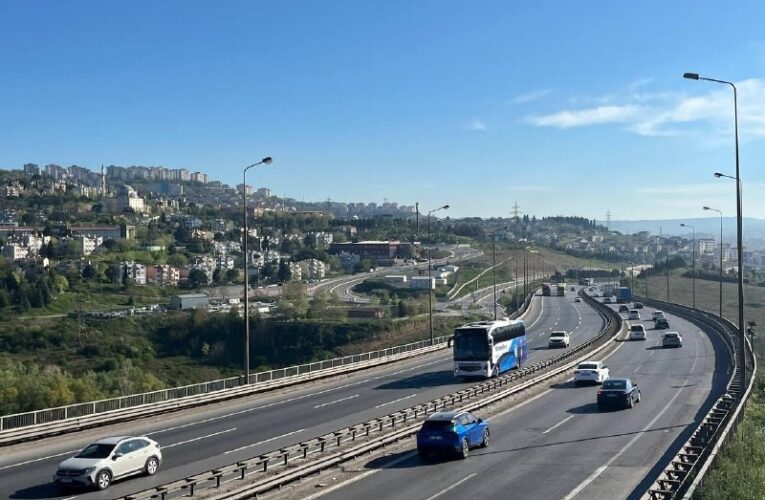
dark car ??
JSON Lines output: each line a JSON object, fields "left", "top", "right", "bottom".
{"left": 633, "top": 302, "right": 644, "bottom": 309}
{"left": 597, "top": 378, "right": 641, "bottom": 410}
{"left": 618, "top": 304, "right": 629, "bottom": 313}
{"left": 416, "top": 411, "right": 489, "bottom": 459}
{"left": 603, "top": 297, "right": 612, "bottom": 304}
{"left": 654, "top": 318, "right": 670, "bottom": 329}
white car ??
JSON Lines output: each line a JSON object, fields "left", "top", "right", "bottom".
{"left": 651, "top": 311, "right": 666, "bottom": 322}
{"left": 548, "top": 331, "right": 570, "bottom": 348}
{"left": 628, "top": 310, "right": 640, "bottom": 320}
{"left": 574, "top": 360, "right": 610, "bottom": 386}
{"left": 55, "top": 436, "right": 162, "bottom": 490}
{"left": 629, "top": 323, "right": 647, "bottom": 341}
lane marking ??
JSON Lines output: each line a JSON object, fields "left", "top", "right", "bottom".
{"left": 424, "top": 473, "right": 477, "bottom": 500}
{"left": 164, "top": 428, "right": 237, "bottom": 449}
{"left": 0, "top": 449, "right": 79, "bottom": 472}
{"left": 542, "top": 415, "right": 575, "bottom": 434}
{"left": 313, "top": 394, "right": 359, "bottom": 409}
{"left": 633, "top": 366, "right": 642, "bottom": 373}
{"left": 561, "top": 338, "right": 700, "bottom": 500}
{"left": 224, "top": 428, "right": 306, "bottom": 454}
{"left": 375, "top": 394, "right": 418, "bottom": 408}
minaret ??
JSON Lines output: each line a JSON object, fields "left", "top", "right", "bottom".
{"left": 100, "top": 164, "right": 106, "bottom": 197}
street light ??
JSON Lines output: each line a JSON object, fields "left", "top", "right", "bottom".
{"left": 242, "top": 156, "right": 273, "bottom": 383}
{"left": 703, "top": 206, "right": 724, "bottom": 317}
{"left": 427, "top": 204, "right": 449, "bottom": 345}
{"left": 686, "top": 72, "right": 745, "bottom": 390}
{"left": 680, "top": 223, "right": 696, "bottom": 309}
{"left": 489, "top": 226, "right": 508, "bottom": 320}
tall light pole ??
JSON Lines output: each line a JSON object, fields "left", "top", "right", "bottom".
{"left": 685, "top": 71, "right": 745, "bottom": 389}
{"left": 427, "top": 205, "right": 449, "bottom": 345}
{"left": 680, "top": 223, "right": 696, "bottom": 309}
{"left": 489, "top": 226, "right": 508, "bottom": 320}
{"left": 242, "top": 156, "right": 273, "bottom": 383}
{"left": 704, "top": 205, "right": 724, "bottom": 317}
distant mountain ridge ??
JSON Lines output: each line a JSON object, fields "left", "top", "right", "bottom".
{"left": 603, "top": 217, "right": 765, "bottom": 250}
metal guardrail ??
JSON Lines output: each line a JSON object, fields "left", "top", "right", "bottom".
{"left": 121, "top": 288, "right": 623, "bottom": 499}
{"left": 0, "top": 283, "right": 541, "bottom": 445}
{"left": 635, "top": 297, "right": 754, "bottom": 500}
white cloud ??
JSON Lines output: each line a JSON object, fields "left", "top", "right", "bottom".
{"left": 528, "top": 105, "right": 643, "bottom": 128}
{"left": 527, "top": 79, "right": 765, "bottom": 140}
{"left": 466, "top": 118, "right": 487, "bottom": 131}
{"left": 509, "top": 89, "right": 550, "bottom": 104}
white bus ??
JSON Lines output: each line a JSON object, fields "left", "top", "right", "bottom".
{"left": 453, "top": 319, "right": 527, "bottom": 378}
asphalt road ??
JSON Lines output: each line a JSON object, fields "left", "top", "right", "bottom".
{"left": 313, "top": 299, "right": 729, "bottom": 500}
{"left": 0, "top": 288, "right": 601, "bottom": 500}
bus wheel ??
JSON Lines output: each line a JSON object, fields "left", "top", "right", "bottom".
{"left": 491, "top": 365, "right": 499, "bottom": 377}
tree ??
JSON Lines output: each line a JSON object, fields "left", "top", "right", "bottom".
{"left": 104, "top": 264, "right": 121, "bottom": 284}
{"left": 212, "top": 268, "right": 223, "bottom": 284}
{"left": 187, "top": 269, "right": 209, "bottom": 289}
{"left": 303, "top": 233, "right": 317, "bottom": 249}
{"left": 277, "top": 260, "right": 292, "bottom": 283}
{"left": 277, "top": 282, "right": 309, "bottom": 320}
{"left": 225, "top": 268, "right": 240, "bottom": 283}
{"left": 168, "top": 253, "right": 188, "bottom": 268}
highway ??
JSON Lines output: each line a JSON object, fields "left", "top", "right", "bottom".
{"left": 306, "top": 298, "right": 729, "bottom": 500}
{"left": 0, "top": 289, "right": 601, "bottom": 499}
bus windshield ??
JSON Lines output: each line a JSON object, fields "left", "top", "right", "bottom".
{"left": 453, "top": 328, "right": 490, "bottom": 361}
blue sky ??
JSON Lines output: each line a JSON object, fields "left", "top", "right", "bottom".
{"left": 2, "top": 1, "right": 765, "bottom": 220}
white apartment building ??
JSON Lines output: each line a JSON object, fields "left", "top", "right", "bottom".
{"left": 298, "top": 258, "right": 326, "bottom": 279}
{"left": 289, "top": 262, "right": 303, "bottom": 281}
{"left": 2, "top": 244, "right": 28, "bottom": 261}
{"left": 78, "top": 235, "right": 103, "bottom": 255}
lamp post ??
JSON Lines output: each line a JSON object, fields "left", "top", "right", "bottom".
{"left": 680, "top": 223, "right": 696, "bottom": 309}
{"left": 242, "top": 156, "right": 273, "bottom": 383}
{"left": 703, "top": 206, "right": 724, "bottom": 317}
{"left": 685, "top": 71, "right": 745, "bottom": 389}
{"left": 427, "top": 205, "right": 449, "bottom": 345}
{"left": 489, "top": 226, "right": 508, "bottom": 320}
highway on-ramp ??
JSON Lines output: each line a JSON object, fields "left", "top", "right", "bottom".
{"left": 0, "top": 289, "right": 601, "bottom": 499}
{"left": 307, "top": 300, "right": 729, "bottom": 500}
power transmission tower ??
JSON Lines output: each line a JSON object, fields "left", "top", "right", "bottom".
{"left": 606, "top": 210, "right": 611, "bottom": 231}
{"left": 510, "top": 201, "right": 523, "bottom": 220}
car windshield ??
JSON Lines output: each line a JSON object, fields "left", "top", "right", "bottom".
{"left": 453, "top": 328, "right": 490, "bottom": 361}
{"left": 75, "top": 443, "right": 116, "bottom": 459}
{"left": 578, "top": 363, "right": 598, "bottom": 370}
{"left": 551, "top": 332, "right": 566, "bottom": 338}
{"left": 665, "top": 333, "right": 679, "bottom": 339}
{"left": 630, "top": 325, "right": 643, "bottom": 331}
{"left": 421, "top": 420, "right": 454, "bottom": 431}
{"left": 603, "top": 380, "right": 627, "bottom": 390}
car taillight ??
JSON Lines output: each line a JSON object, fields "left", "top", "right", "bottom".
{"left": 597, "top": 391, "right": 603, "bottom": 396}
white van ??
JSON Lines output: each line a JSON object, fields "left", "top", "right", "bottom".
{"left": 629, "top": 323, "right": 647, "bottom": 341}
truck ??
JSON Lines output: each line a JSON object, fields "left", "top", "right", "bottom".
{"left": 603, "top": 283, "right": 616, "bottom": 296}
{"left": 616, "top": 287, "right": 632, "bottom": 303}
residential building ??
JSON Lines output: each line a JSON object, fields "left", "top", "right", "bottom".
{"left": 77, "top": 235, "right": 103, "bottom": 255}
{"left": 410, "top": 276, "right": 435, "bottom": 290}
{"left": 169, "top": 293, "right": 209, "bottom": 310}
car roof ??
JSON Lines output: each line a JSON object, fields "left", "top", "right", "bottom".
{"left": 90, "top": 436, "right": 139, "bottom": 445}
{"left": 578, "top": 360, "right": 602, "bottom": 365}
{"left": 426, "top": 411, "right": 465, "bottom": 422}
{"left": 664, "top": 331, "right": 680, "bottom": 336}
{"left": 605, "top": 377, "right": 632, "bottom": 385}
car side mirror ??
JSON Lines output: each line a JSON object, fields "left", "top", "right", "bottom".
{"left": 112, "top": 453, "right": 123, "bottom": 460}
{"left": 477, "top": 418, "right": 483, "bottom": 423}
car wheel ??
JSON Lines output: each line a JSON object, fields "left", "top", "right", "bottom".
{"left": 628, "top": 397, "right": 634, "bottom": 409}
{"left": 636, "top": 392, "right": 641, "bottom": 403}
{"left": 145, "top": 456, "right": 160, "bottom": 476}
{"left": 460, "top": 438, "right": 469, "bottom": 459}
{"left": 95, "top": 469, "right": 112, "bottom": 490}
{"left": 481, "top": 428, "right": 490, "bottom": 448}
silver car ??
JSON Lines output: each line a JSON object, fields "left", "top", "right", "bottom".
{"left": 54, "top": 436, "right": 162, "bottom": 490}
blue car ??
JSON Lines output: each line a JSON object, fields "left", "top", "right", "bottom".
{"left": 416, "top": 411, "right": 489, "bottom": 459}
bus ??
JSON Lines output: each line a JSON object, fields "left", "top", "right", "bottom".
{"left": 542, "top": 283, "right": 551, "bottom": 296}
{"left": 453, "top": 319, "right": 527, "bottom": 378}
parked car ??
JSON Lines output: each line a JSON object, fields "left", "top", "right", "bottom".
{"left": 654, "top": 318, "right": 670, "bottom": 329}
{"left": 662, "top": 331, "right": 683, "bottom": 348}
{"left": 618, "top": 305, "right": 629, "bottom": 313}
{"left": 548, "top": 331, "right": 570, "bottom": 348}
{"left": 597, "top": 378, "right": 641, "bottom": 410}
{"left": 416, "top": 411, "right": 489, "bottom": 459}
{"left": 574, "top": 360, "right": 610, "bottom": 386}
{"left": 628, "top": 310, "right": 640, "bottom": 320}
{"left": 55, "top": 436, "right": 162, "bottom": 490}
{"left": 633, "top": 301, "right": 644, "bottom": 309}
{"left": 629, "top": 323, "right": 647, "bottom": 341}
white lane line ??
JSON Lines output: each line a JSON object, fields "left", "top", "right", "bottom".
{"left": 375, "top": 393, "right": 418, "bottom": 408}
{"left": 164, "top": 427, "right": 237, "bottom": 449}
{"left": 542, "top": 415, "right": 575, "bottom": 434}
{"left": 424, "top": 473, "right": 477, "bottom": 500}
{"left": 0, "top": 449, "right": 79, "bottom": 472}
{"left": 62, "top": 496, "right": 78, "bottom": 500}
{"left": 561, "top": 363, "right": 693, "bottom": 500}
{"left": 224, "top": 428, "right": 306, "bottom": 455}
{"left": 301, "top": 450, "right": 418, "bottom": 500}
{"left": 147, "top": 356, "right": 447, "bottom": 436}
{"left": 313, "top": 394, "right": 359, "bottom": 409}
{"left": 634, "top": 365, "right": 642, "bottom": 373}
